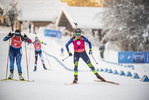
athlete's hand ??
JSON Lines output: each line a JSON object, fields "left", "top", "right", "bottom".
{"left": 24, "top": 34, "right": 27, "bottom": 40}
{"left": 69, "top": 52, "right": 72, "bottom": 56}
{"left": 89, "top": 50, "right": 93, "bottom": 55}
{"left": 8, "top": 32, "right": 11, "bottom": 37}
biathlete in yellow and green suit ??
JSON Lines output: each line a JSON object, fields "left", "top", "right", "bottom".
{"left": 65, "top": 29, "right": 106, "bottom": 83}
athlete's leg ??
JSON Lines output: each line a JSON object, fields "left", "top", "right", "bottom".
{"left": 16, "top": 48, "right": 22, "bottom": 73}
{"left": 39, "top": 50, "right": 46, "bottom": 69}
{"left": 35, "top": 51, "right": 38, "bottom": 66}
{"left": 100, "top": 50, "right": 104, "bottom": 58}
{"left": 80, "top": 51, "right": 106, "bottom": 81}
{"left": 8, "top": 48, "right": 15, "bottom": 79}
{"left": 80, "top": 51, "right": 98, "bottom": 75}
{"left": 15, "top": 48, "right": 24, "bottom": 80}
{"left": 73, "top": 52, "right": 80, "bottom": 83}
{"left": 33, "top": 51, "right": 38, "bottom": 71}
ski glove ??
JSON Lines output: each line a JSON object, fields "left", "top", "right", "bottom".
{"left": 24, "top": 34, "right": 27, "bottom": 40}
{"left": 89, "top": 50, "right": 93, "bottom": 55}
{"left": 43, "top": 42, "right": 47, "bottom": 45}
{"left": 68, "top": 52, "right": 72, "bottom": 56}
{"left": 8, "top": 32, "right": 11, "bottom": 37}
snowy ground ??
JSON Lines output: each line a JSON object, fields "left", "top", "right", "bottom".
{"left": 0, "top": 29, "right": 149, "bottom": 100}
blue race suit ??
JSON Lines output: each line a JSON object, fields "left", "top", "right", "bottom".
{"left": 3, "top": 34, "right": 32, "bottom": 73}
{"left": 65, "top": 35, "right": 98, "bottom": 76}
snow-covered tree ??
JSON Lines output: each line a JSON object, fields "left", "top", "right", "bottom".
{"left": 4, "top": 0, "right": 21, "bottom": 31}
{"left": 0, "top": 7, "right": 3, "bottom": 15}
{"left": 101, "top": 0, "right": 149, "bottom": 51}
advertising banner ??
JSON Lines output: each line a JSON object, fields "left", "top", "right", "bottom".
{"left": 118, "top": 52, "right": 149, "bottom": 63}
{"left": 44, "top": 29, "right": 62, "bottom": 38}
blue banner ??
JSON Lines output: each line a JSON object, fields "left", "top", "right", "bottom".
{"left": 44, "top": 29, "right": 62, "bottom": 38}
{"left": 118, "top": 52, "right": 149, "bottom": 63}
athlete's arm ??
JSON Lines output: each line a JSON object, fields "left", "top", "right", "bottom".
{"left": 65, "top": 37, "right": 73, "bottom": 52}
{"left": 3, "top": 33, "right": 14, "bottom": 41}
{"left": 40, "top": 41, "right": 46, "bottom": 45}
{"left": 22, "top": 34, "right": 32, "bottom": 43}
{"left": 82, "top": 36, "right": 92, "bottom": 50}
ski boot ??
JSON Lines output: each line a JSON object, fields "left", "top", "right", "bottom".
{"left": 43, "top": 65, "right": 47, "bottom": 70}
{"left": 33, "top": 66, "right": 37, "bottom": 71}
{"left": 8, "top": 71, "right": 13, "bottom": 79}
{"left": 19, "top": 73, "right": 24, "bottom": 80}
{"left": 73, "top": 75, "right": 78, "bottom": 83}
{"left": 96, "top": 74, "right": 106, "bottom": 82}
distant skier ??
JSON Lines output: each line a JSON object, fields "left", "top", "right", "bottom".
{"left": 65, "top": 29, "right": 106, "bottom": 83}
{"left": 60, "top": 47, "right": 64, "bottom": 56}
{"left": 99, "top": 43, "right": 105, "bottom": 58}
{"left": 33, "top": 24, "right": 36, "bottom": 34}
{"left": 3, "top": 29, "right": 32, "bottom": 80}
{"left": 29, "top": 23, "right": 31, "bottom": 33}
{"left": 33, "top": 37, "right": 47, "bottom": 71}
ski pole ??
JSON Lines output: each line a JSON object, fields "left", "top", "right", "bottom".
{"left": 6, "top": 39, "right": 10, "bottom": 79}
{"left": 25, "top": 41, "right": 29, "bottom": 79}
{"left": 91, "top": 54, "right": 98, "bottom": 64}
{"left": 42, "top": 46, "right": 52, "bottom": 69}
{"left": 62, "top": 55, "right": 70, "bottom": 61}
{"left": 28, "top": 45, "right": 32, "bottom": 67}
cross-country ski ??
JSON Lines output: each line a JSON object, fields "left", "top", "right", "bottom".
{"left": 0, "top": 79, "right": 34, "bottom": 82}
{"left": 64, "top": 83, "right": 77, "bottom": 85}
{"left": 94, "top": 80, "right": 120, "bottom": 85}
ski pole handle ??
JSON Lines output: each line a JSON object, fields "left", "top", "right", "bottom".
{"left": 62, "top": 56, "right": 70, "bottom": 61}
{"left": 91, "top": 54, "right": 98, "bottom": 64}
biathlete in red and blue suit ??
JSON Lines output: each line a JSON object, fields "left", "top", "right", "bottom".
{"left": 3, "top": 29, "right": 32, "bottom": 80}
{"left": 32, "top": 37, "right": 47, "bottom": 71}
{"left": 65, "top": 29, "right": 106, "bottom": 83}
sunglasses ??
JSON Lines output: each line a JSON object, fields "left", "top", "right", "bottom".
{"left": 15, "top": 32, "right": 21, "bottom": 36}
{"left": 75, "top": 33, "right": 81, "bottom": 36}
